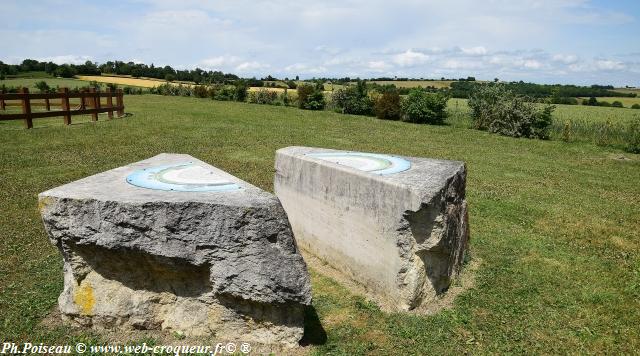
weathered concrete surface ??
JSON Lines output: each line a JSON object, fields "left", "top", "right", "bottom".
{"left": 39, "top": 153, "right": 311, "bottom": 347}
{"left": 274, "top": 147, "right": 469, "bottom": 311}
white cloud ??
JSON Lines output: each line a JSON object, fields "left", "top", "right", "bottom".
{"left": 596, "top": 59, "right": 625, "bottom": 71}
{"left": 392, "top": 49, "right": 430, "bottom": 67}
{"left": 35, "top": 55, "right": 94, "bottom": 65}
{"left": 552, "top": 54, "right": 579, "bottom": 64}
{"left": 461, "top": 46, "right": 487, "bottom": 56}
{"left": 367, "top": 61, "right": 389, "bottom": 72}
{"left": 235, "top": 61, "right": 270, "bottom": 72}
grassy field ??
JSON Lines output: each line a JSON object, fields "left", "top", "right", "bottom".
{"left": 1, "top": 94, "right": 639, "bottom": 354}
{"left": 578, "top": 97, "right": 640, "bottom": 107}
{"left": 1, "top": 77, "right": 90, "bottom": 91}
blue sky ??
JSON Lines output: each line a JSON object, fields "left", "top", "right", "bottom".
{"left": 1, "top": 0, "right": 639, "bottom": 86}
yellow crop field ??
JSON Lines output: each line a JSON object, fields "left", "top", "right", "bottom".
{"left": 76, "top": 75, "right": 192, "bottom": 88}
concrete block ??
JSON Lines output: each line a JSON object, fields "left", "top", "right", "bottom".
{"left": 39, "top": 153, "right": 311, "bottom": 347}
{"left": 274, "top": 147, "right": 469, "bottom": 311}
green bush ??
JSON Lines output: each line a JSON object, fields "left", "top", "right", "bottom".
{"left": 401, "top": 88, "right": 448, "bottom": 124}
{"left": 375, "top": 91, "right": 401, "bottom": 120}
{"left": 626, "top": 117, "right": 640, "bottom": 153}
{"left": 34, "top": 80, "right": 50, "bottom": 93}
{"left": 331, "top": 82, "right": 374, "bottom": 115}
{"left": 297, "top": 83, "right": 325, "bottom": 110}
{"left": 234, "top": 81, "right": 248, "bottom": 102}
{"left": 632, "top": 104, "right": 640, "bottom": 109}
{"left": 611, "top": 101, "right": 624, "bottom": 108}
{"left": 468, "top": 84, "right": 554, "bottom": 139}
{"left": 193, "top": 85, "right": 209, "bottom": 98}
{"left": 248, "top": 89, "right": 278, "bottom": 105}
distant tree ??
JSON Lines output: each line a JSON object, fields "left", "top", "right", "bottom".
{"left": 631, "top": 104, "right": 640, "bottom": 109}
{"left": 295, "top": 75, "right": 299, "bottom": 81}
{"left": 584, "top": 97, "right": 598, "bottom": 106}
{"left": 54, "top": 64, "right": 76, "bottom": 78}
{"left": 611, "top": 101, "right": 624, "bottom": 108}
{"left": 164, "top": 74, "right": 176, "bottom": 82}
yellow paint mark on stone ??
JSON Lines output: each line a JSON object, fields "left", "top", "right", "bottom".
{"left": 73, "top": 283, "right": 95, "bottom": 315}
{"left": 37, "top": 196, "right": 53, "bottom": 213}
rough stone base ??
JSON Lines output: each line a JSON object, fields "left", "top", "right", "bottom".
{"left": 39, "top": 154, "right": 311, "bottom": 347}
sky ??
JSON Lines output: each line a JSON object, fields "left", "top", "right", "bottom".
{"left": 1, "top": 0, "right": 639, "bottom": 86}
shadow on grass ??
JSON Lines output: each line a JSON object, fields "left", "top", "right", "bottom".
{"left": 299, "top": 306, "right": 327, "bottom": 346}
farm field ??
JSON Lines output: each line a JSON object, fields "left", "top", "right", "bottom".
{"left": 578, "top": 96, "right": 640, "bottom": 107}
{"left": 369, "top": 80, "right": 456, "bottom": 89}
{"left": 76, "top": 75, "right": 170, "bottom": 88}
{"left": 1, "top": 94, "right": 639, "bottom": 354}
{"left": 0, "top": 77, "right": 89, "bottom": 91}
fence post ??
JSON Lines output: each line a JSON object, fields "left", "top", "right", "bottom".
{"left": 116, "top": 89, "right": 124, "bottom": 117}
{"left": 106, "top": 88, "right": 114, "bottom": 119}
{"left": 19, "top": 87, "right": 33, "bottom": 129}
{"left": 45, "top": 97, "right": 50, "bottom": 111}
{"left": 80, "top": 89, "right": 86, "bottom": 110}
{"left": 0, "top": 89, "right": 5, "bottom": 110}
{"left": 89, "top": 88, "right": 98, "bottom": 121}
{"left": 60, "top": 87, "right": 71, "bottom": 125}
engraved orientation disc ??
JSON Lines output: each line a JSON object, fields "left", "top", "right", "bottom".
{"left": 126, "top": 162, "right": 241, "bottom": 192}
{"left": 306, "top": 152, "right": 411, "bottom": 175}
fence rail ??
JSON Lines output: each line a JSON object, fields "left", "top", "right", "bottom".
{"left": 0, "top": 87, "right": 124, "bottom": 128}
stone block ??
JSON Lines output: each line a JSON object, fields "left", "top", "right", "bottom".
{"left": 274, "top": 147, "right": 469, "bottom": 311}
{"left": 39, "top": 153, "right": 311, "bottom": 346}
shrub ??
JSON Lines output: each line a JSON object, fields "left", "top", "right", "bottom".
{"left": 611, "top": 101, "right": 624, "bottom": 108}
{"left": 626, "top": 117, "right": 640, "bottom": 153}
{"left": 280, "top": 89, "right": 293, "bottom": 106}
{"left": 375, "top": 91, "right": 401, "bottom": 120}
{"left": 34, "top": 80, "right": 50, "bottom": 93}
{"left": 105, "top": 83, "right": 118, "bottom": 92}
{"left": 332, "top": 82, "right": 374, "bottom": 115}
{"left": 583, "top": 97, "right": 598, "bottom": 106}
{"left": 214, "top": 85, "right": 236, "bottom": 101}
{"left": 297, "top": 83, "right": 325, "bottom": 110}
{"left": 598, "top": 101, "right": 611, "bottom": 107}
{"left": 164, "top": 74, "right": 176, "bottom": 82}
{"left": 286, "top": 80, "right": 297, "bottom": 89}
{"left": 248, "top": 89, "right": 278, "bottom": 105}
{"left": 234, "top": 81, "right": 248, "bottom": 102}
{"left": 193, "top": 85, "right": 209, "bottom": 98}
{"left": 632, "top": 104, "right": 640, "bottom": 109}
{"left": 401, "top": 88, "right": 448, "bottom": 124}
{"left": 468, "top": 84, "right": 554, "bottom": 139}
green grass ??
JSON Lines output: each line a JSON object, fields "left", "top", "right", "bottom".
{"left": 1, "top": 95, "right": 639, "bottom": 354}
{"left": 577, "top": 97, "right": 640, "bottom": 108}
{"left": 1, "top": 77, "right": 92, "bottom": 91}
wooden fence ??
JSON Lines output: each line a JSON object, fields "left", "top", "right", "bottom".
{"left": 0, "top": 88, "right": 124, "bottom": 129}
